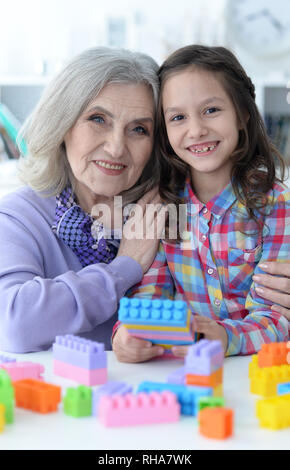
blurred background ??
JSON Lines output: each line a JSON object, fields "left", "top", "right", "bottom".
{"left": 0, "top": 0, "right": 290, "bottom": 195}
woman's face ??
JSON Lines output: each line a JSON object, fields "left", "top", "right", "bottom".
{"left": 64, "top": 82, "right": 155, "bottom": 212}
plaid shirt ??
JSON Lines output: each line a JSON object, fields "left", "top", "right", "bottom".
{"left": 124, "top": 179, "right": 290, "bottom": 356}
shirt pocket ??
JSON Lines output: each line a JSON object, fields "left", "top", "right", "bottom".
{"left": 227, "top": 245, "right": 262, "bottom": 292}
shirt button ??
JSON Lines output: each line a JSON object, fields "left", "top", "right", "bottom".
{"left": 201, "top": 235, "right": 207, "bottom": 241}
{"left": 207, "top": 268, "right": 214, "bottom": 275}
{"left": 203, "top": 208, "right": 208, "bottom": 214}
{"left": 214, "top": 299, "right": 221, "bottom": 306}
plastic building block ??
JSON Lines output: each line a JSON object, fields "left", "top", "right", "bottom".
{"left": 248, "top": 354, "right": 259, "bottom": 379}
{"left": 277, "top": 382, "right": 290, "bottom": 395}
{"left": 198, "top": 396, "right": 225, "bottom": 413}
{"left": 92, "top": 381, "right": 133, "bottom": 416}
{"left": 250, "top": 364, "right": 290, "bottom": 397}
{"left": 186, "top": 367, "right": 223, "bottom": 387}
{"left": 167, "top": 367, "right": 186, "bottom": 385}
{"left": 199, "top": 407, "right": 234, "bottom": 439}
{"left": 258, "top": 342, "right": 289, "bottom": 368}
{"left": 137, "top": 381, "right": 212, "bottom": 416}
{"left": 118, "top": 297, "right": 195, "bottom": 351}
{"left": 99, "top": 391, "right": 180, "bottom": 427}
{"left": 0, "top": 404, "right": 4, "bottom": 433}
{"left": 256, "top": 393, "right": 290, "bottom": 430}
{"left": 0, "top": 354, "right": 16, "bottom": 364}
{"left": 185, "top": 339, "right": 224, "bottom": 376}
{"left": 213, "top": 384, "right": 223, "bottom": 397}
{"left": 14, "top": 379, "right": 61, "bottom": 413}
{"left": 53, "top": 360, "right": 107, "bottom": 386}
{"left": 0, "top": 369, "right": 14, "bottom": 424}
{"left": 0, "top": 362, "right": 44, "bottom": 382}
{"left": 63, "top": 385, "right": 92, "bottom": 417}
{"left": 53, "top": 335, "right": 107, "bottom": 370}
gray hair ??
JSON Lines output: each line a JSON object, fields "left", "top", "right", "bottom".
{"left": 17, "top": 47, "right": 160, "bottom": 203}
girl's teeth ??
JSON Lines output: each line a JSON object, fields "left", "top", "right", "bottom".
{"left": 191, "top": 144, "right": 217, "bottom": 153}
{"left": 96, "top": 161, "right": 125, "bottom": 170}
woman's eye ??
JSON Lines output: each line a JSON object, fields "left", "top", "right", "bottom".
{"left": 90, "top": 115, "right": 105, "bottom": 123}
{"left": 205, "top": 107, "right": 220, "bottom": 115}
{"left": 133, "top": 126, "right": 148, "bottom": 135}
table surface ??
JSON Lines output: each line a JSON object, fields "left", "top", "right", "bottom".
{"left": 0, "top": 350, "right": 289, "bottom": 450}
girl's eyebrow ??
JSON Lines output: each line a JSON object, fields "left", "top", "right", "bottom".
{"left": 164, "top": 96, "right": 226, "bottom": 115}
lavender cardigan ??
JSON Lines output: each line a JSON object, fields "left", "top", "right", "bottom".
{"left": 0, "top": 186, "right": 143, "bottom": 353}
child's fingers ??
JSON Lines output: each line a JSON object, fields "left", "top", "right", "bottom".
{"left": 271, "top": 304, "right": 290, "bottom": 321}
{"left": 171, "top": 345, "right": 189, "bottom": 358}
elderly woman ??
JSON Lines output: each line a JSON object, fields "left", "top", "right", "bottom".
{"left": 0, "top": 47, "right": 166, "bottom": 354}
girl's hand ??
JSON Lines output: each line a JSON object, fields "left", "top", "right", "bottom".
{"left": 171, "top": 315, "right": 228, "bottom": 358}
{"left": 253, "top": 262, "right": 290, "bottom": 321}
{"left": 112, "top": 325, "right": 164, "bottom": 363}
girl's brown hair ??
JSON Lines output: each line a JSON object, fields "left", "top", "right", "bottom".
{"left": 157, "top": 45, "right": 286, "bottom": 229}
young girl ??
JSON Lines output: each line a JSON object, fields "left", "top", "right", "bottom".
{"left": 112, "top": 45, "right": 290, "bottom": 361}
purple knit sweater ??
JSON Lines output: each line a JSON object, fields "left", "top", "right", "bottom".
{"left": 0, "top": 186, "right": 143, "bottom": 353}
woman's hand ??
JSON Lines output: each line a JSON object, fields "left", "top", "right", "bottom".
{"left": 117, "top": 188, "right": 166, "bottom": 274}
{"left": 253, "top": 262, "right": 290, "bottom": 321}
{"left": 112, "top": 325, "right": 164, "bottom": 363}
{"left": 171, "top": 316, "right": 228, "bottom": 358}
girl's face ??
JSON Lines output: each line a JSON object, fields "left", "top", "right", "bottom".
{"left": 162, "top": 67, "right": 240, "bottom": 186}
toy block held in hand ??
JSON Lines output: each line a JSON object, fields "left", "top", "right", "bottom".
{"left": 118, "top": 297, "right": 195, "bottom": 353}
{"left": 199, "top": 407, "right": 234, "bottom": 439}
{"left": 52, "top": 335, "right": 107, "bottom": 386}
{"left": 256, "top": 393, "right": 290, "bottom": 430}
{"left": 14, "top": 379, "right": 61, "bottom": 413}
{"left": 258, "top": 342, "right": 289, "bottom": 368}
{"left": 0, "top": 362, "right": 44, "bottom": 382}
{"left": 185, "top": 339, "right": 224, "bottom": 376}
{"left": 63, "top": 385, "right": 92, "bottom": 417}
{"left": 99, "top": 391, "right": 180, "bottom": 427}
{"left": 0, "top": 369, "right": 14, "bottom": 424}
{"left": 92, "top": 381, "right": 133, "bottom": 416}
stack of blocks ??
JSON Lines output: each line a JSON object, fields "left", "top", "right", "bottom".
{"left": 250, "top": 341, "right": 290, "bottom": 430}
{"left": 53, "top": 335, "right": 107, "bottom": 386}
{"left": 118, "top": 297, "right": 197, "bottom": 356}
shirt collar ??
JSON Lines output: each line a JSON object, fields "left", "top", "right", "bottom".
{"left": 183, "top": 178, "right": 237, "bottom": 218}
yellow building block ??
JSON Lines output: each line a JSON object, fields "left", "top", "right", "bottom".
{"left": 213, "top": 384, "right": 223, "bottom": 397}
{"left": 249, "top": 355, "right": 260, "bottom": 379}
{"left": 256, "top": 393, "right": 290, "bottom": 430}
{"left": 250, "top": 364, "right": 290, "bottom": 397}
{"left": 0, "top": 404, "right": 5, "bottom": 433}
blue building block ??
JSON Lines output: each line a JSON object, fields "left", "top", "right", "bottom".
{"left": 137, "top": 381, "right": 212, "bottom": 416}
{"left": 277, "top": 382, "right": 290, "bottom": 395}
{"left": 52, "top": 335, "right": 107, "bottom": 370}
{"left": 0, "top": 355, "right": 16, "bottom": 364}
{"left": 92, "top": 381, "right": 133, "bottom": 416}
{"left": 185, "top": 339, "right": 224, "bottom": 376}
{"left": 118, "top": 297, "right": 189, "bottom": 327}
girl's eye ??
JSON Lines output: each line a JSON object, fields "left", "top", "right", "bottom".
{"left": 205, "top": 107, "right": 220, "bottom": 115}
{"left": 171, "top": 115, "right": 185, "bottom": 122}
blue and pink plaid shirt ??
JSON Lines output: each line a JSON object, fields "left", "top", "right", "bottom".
{"left": 120, "top": 179, "right": 290, "bottom": 356}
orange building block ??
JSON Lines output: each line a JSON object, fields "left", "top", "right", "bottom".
{"left": 258, "top": 342, "right": 289, "bottom": 368}
{"left": 199, "top": 407, "right": 234, "bottom": 440}
{"left": 14, "top": 379, "right": 61, "bottom": 413}
{"left": 186, "top": 367, "right": 223, "bottom": 387}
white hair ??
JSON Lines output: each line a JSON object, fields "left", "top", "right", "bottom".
{"left": 17, "top": 47, "right": 160, "bottom": 200}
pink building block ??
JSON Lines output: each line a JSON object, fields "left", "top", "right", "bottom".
{"left": 0, "top": 362, "right": 44, "bottom": 382}
{"left": 99, "top": 391, "right": 180, "bottom": 427}
{"left": 53, "top": 359, "right": 107, "bottom": 386}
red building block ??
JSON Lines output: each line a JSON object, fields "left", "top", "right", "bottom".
{"left": 199, "top": 407, "right": 234, "bottom": 439}
{"left": 258, "top": 342, "right": 289, "bottom": 368}
{"left": 14, "top": 379, "right": 61, "bottom": 413}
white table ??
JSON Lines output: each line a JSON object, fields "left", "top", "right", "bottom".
{"left": 0, "top": 351, "right": 289, "bottom": 450}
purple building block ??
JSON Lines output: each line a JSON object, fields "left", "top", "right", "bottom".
{"left": 0, "top": 355, "right": 17, "bottom": 364}
{"left": 92, "top": 381, "right": 133, "bottom": 416}
{"left": 52, "top": 335, "right": 107, "bottom": 370}
{"left": 184, "top": 339, "right": 224, "bottom": 376}
{"left": 167, "top": 367, "right": 186, "bottom": 385}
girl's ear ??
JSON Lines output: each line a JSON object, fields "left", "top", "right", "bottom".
{"left": 238, "top": 112, "right": 250, "bottom": 130}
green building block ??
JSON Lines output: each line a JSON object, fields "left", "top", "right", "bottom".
{"left": 63, "top": 385, "right": 92, "bottom": 418}
{"left": 0, "top": 369, "right": 14, "bottom": 424}
{"left": 198, "top": 396, "right": 225, "bottom": 413}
